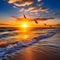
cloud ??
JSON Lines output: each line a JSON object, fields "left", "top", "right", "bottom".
{"left": 13, "top": 5, "right": 17, "bottom": 8}
{"left": 30, "top": 10, "right": 39, "bottom": 13}
{"left": 19, "top": 4, "right": 36, "bottom": 13}
{"left": 8, "top": 0, "right": 34, "bottom": 6}
{"left": 37, "top": 0, "right": 41, "bottom": 2}
{"left": 27, "top": 4, "right": 36, "bottom": 11}
{"left": 8, "top": 0, "right": 50, "bottom": 18}
{"left": 19, "top": 8, "right": 25, "bottom": 12}
{"left": 8, "top": 0, "right": 43, "bottom": 13}
{"left": 28, "top": 6, "right": 35, "bottom": 11}
{"left": 30, "top": 7, "right": 48, "bottom": 13}
{"left": 8, "top": 0, "right": 19, "bottom": 3}
{"left": 13, "top": 2, "right": 33, "bottom": 6}
{"left": 39, "top": 8, "right": 48, "bottom": 12}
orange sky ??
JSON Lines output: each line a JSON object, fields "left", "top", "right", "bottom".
{"left": 0, "top": 18, "right": 60, "bottom": 28}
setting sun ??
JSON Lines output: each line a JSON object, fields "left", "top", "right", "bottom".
{"left": 20, "top": 23, "right": 30, "bottom": 32}
{"left": 21, "top": 24, "right": 28, "bottom": 28}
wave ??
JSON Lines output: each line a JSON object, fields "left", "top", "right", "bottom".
{"left": 40, "top": 43, "right": 60, "bottom": 47}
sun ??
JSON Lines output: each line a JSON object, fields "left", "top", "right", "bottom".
{"left": 18, "top": 22, "right": 32, "bottom": 32}
{"left": 21, "top": 24, "right": 28, "bottom": 28}
{"left": 20, "top": 23, "right": 29, "bottom": 32}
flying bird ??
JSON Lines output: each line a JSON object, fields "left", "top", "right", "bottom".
{"left": 12, "top": 15, "right": 54, "bottom": 24}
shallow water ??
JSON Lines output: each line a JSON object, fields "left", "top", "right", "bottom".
{"left": 0, "top": 28, "right": 58, "bottom": 43}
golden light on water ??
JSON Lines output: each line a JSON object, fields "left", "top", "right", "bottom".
{"left": 23, "top": 34, "right": 29, "bottom": 39}
{"left": 14, "top": 33, "right": 39, "bottom": 42}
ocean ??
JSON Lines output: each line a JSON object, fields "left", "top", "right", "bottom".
{"left": 0, "top": 27, "right": 60, "bottom": 60}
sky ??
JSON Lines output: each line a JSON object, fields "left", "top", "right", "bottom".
{"left": 0, "top": 0, "right": 60, "bottom": 24}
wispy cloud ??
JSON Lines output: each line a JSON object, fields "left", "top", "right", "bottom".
{"left": 37, "top": 0, "right": 41, "bottom": 2}
{"left": 14, "top": 2, "right": 32, "bottom": 7}
{"left": 8, "top": 0, "right": 54, "bottom": 18}
{"left": 30, "top": 7, "right": 48, "bottom": 13}
{"left": 8, "top": 0, "right": 19, "bottom": 3}
{"left": 8, "top": 0, "right": 34, "bottom": 6}
{"left": 39, "top": 7, "right": 48, "bottom": 12}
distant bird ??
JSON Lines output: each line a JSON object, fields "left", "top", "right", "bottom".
{"left": 11, "top": 15, "right": 54, "bottom": 24}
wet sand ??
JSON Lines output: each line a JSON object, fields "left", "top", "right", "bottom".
{"left": 9, "top": 45, "right": 60, "bottom": 60}
{"left": 5, "top": 31, "right": 60, "bottom": 60}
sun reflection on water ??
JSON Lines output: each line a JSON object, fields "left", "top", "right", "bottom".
{"left": 23, "top": 34, "right": 28, "bottom": 39}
